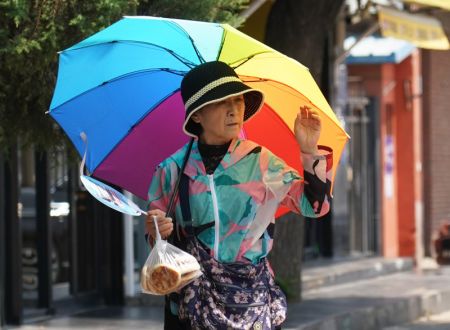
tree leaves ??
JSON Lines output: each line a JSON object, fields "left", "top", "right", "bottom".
{"left": 137, "top": 0, "right": 248, "bottom": 27}
{"left": 0, "top": 0, "right": 138, "bottom": 154}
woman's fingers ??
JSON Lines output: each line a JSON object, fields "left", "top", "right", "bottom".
{"left": 159, "top": 224, "right": 174, "bottom": 239}
{"left": 309, "top": 114, "right": 321, "bottom": 129}
{"left": 145, "top": 222, "right": 156, "bottom": 238}
{"left": 146, "top": 209, "right": 170, "bottom": 224}
{"left": 146, "top": 213, "right": 173, "bottom": 239}
{"left": 147, "top": 209, "right": 165, "bottom": 218}
{"left": 155, "top": 220, "right": 173, "bottom": 239}
{"left": 297, "top": 108, "right": 321, "bottom": 129}
{"left": 157, "top": 221, "right": 173, "bottom": 232}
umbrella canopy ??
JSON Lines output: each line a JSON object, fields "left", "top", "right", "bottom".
{"left": 50, "top": 16, "right": 349, "bottom": 201}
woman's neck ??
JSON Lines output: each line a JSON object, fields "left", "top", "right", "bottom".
{"left": 198, "top": 140, "right": 232, "bottom": 174}
{"left": 198, "top": 135, "right": 233, "bottom": 146}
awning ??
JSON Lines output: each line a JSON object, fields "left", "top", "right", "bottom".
{"left": 403, "top": 0, "right": 450, "bottom": 11}
{"left": 345, "top": 35, "right": 416, "bottom": 64}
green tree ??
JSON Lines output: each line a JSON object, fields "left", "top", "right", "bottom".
{"left": 137, "top": 0, "right": 248, "bottom": 26}
{"left": 264, "top": 0, "right": 345, "bottom": 302}
{"left": 0, "top": 0, "right": 138, "bottom": 154}
{"left": 265, "top": 0, "right": 345, "bottom": 86}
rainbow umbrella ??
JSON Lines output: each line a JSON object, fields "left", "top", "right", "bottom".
{"left": 49, "top": 16, "right": 349, "bottom": 202}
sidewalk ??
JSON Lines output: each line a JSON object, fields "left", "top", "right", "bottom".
{"left": 284, "top": 266, "right": 450, "bottom": 329}
{"left": 8, "top": 262, "right": 450, "bottom": 330}
{"left": 11, "top": 307, "right": 164, "bottom": 330}
{"left": 384, "top": 311, "right": 450, "bottom": 330}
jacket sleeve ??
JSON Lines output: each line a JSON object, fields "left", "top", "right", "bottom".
{"left": 145, "top": 162, "right": 176, "bottom": 243}
{"left": 262, "top": 146, "right": 333, "bottom": 218}
{"left": 147, "top": 161, "right": 177, "bottom": 214}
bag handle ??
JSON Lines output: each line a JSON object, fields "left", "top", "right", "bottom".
{"left": 153, "top": 215, "right": 161, "bottom": 242}
{"left": 146, "top": 215, "right": 161, "bottom": 247}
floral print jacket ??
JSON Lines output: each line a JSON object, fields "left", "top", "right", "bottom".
{"left": 147, "top": 138, "right": 332, "bottom": 264}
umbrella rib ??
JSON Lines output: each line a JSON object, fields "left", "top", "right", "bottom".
{"left": 65, "top": 40, "right": 198, "bottom": 68}
{"left": 105, "top": 68, "right": 188, "bottom": 84}
{"left": 215, "top": 30, "right": 273, "bottom": 66}
{"left": 242, "top": 76, "right": 313, "bottom": 100}
{"left": 216, "top": 27, "right": 227, "bottom": 61}
{"left": 187, "top": 35, "right": 205, "bottom": 64}
{"left": 246, "top": 78, "right": 349, "bottom": 137}
{"left": 166, "top": 20, "right": 206, "bottom": 64}
{"left": 166, "top": 47, "right": 198, "bottom": 68}
{"left": 229, "top": 51, "right": 275, "bottom": 69}
{"left": 215, "top": 29, "right": 275, "bottom": 68}
{"left": 50, "top": 68, "right": 186, "bottom": 111}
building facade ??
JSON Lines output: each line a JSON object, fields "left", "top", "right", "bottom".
{"left": 422, "top": 49, "right": 450, "bottom": 257}
{"left": 347, "top": 38, "right": 423, "bottom": 258}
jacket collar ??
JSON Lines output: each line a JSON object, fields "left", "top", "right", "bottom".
{"left": 172, "top": 138, "right": 259, "bottom": 179}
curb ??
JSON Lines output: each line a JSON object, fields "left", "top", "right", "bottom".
{"left": 302, "top": 258, "right": 414, "bottom": 292}
{"left": 287, "top": 288, "right": 450, "bottom": 330}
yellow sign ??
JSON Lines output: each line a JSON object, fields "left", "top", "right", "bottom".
{"left": 403, "top": 0, "right": 450, "bottom": 11}
{"left": 378, "top": 6, "right": 450, "bottom": 50}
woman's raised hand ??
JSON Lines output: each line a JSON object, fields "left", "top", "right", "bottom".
{"left": 294, "top": 106, "right": 321, "bottom": 155}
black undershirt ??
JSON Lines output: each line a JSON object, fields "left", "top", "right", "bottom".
{"left": 198, "top": 140, "right": 232, "bottom": 174}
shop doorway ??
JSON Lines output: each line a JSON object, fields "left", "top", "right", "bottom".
{"left": 346, "top": 93, "right": 381, "bottom": 255}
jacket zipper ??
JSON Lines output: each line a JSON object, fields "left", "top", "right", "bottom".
{"left": 208, "top": 174, "right": 220, "bottom": 258}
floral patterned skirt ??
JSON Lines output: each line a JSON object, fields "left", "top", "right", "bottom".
{"left": 178, "top": 239, "right": 287, "bottom": 330}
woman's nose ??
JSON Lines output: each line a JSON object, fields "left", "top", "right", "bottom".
{"left": 227, "top": 104, "right": 237, "bottom": 116}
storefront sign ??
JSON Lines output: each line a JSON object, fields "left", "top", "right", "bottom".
{"left": 378, "top": 6, "right": 449, "bottom": 50}
{"left": 403, "top": 0, "right": 450, "bottom": 11}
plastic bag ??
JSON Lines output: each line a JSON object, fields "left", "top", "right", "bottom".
{"left": 141, "top": 216, "right": 202, "bottom": 295}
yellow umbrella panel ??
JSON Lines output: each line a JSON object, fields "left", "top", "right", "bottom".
{"left": 219, "top": 37, "right": 349, "bottom": 189}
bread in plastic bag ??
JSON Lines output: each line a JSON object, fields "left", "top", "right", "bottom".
{"left": 141, "top": 216, "right": 202, "bottom": 295}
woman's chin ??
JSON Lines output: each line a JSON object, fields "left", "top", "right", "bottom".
{"left": 227, "top": 124, "right": 241, "bottom": 132}
{"left": 226, "top": 128, "right": 241, "bottom": 139}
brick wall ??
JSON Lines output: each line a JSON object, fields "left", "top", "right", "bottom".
{"left": 422, "top": 49, "right": 450, "bottom": 255}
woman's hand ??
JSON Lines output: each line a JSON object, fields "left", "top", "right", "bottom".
{"left": 294, "top": 106, "right": 321, "bottom": 154}
{"left": 146, "top": 209, "right": 173, "bottom": 240}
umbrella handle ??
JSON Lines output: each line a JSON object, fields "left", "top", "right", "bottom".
{"left": 166, "top": 138, "right": 194, "bottom": 219}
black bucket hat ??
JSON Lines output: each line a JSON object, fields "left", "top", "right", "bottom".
{"left": 180, "top": 61, "right": 264, "bottom": 137}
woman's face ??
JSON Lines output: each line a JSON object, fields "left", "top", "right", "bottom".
{"left": 191, "top": 94, "right": 245, "bottom": 145}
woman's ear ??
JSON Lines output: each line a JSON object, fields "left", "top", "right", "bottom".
{"left": 191, "top": 111, "right": 201, "bottom": 123}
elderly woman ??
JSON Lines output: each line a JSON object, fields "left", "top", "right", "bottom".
{"left": 146, "top": 61, "right": 332, "bottom": 330}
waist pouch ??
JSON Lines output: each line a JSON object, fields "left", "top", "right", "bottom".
{"left": 177, "top": 238, "right": 287, "bottom": 330}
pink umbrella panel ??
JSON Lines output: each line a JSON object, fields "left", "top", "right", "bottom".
{"left": 92, "top": 90, "right": 303, "bottom": 202}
